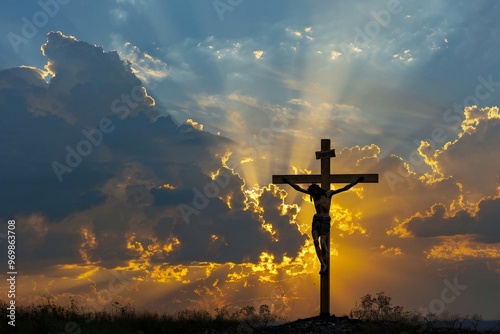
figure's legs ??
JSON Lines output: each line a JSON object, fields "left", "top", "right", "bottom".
{"left": 312, "top": 230, "right": 327, "bottom": 273}
{"left": 319, "top": 233, "right": 329, "bottom": 272}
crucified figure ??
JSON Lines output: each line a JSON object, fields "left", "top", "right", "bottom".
{"left": 283, "top": 176, "right": 363, "bottom": 274}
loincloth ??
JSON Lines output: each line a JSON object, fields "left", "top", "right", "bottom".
{"left": 312, "top": 214, "right": 331, "bottom": 236}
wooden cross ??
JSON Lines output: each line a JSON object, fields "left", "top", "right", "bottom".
{"left": 272, "top": 139, "right": 378, "bottom": 317}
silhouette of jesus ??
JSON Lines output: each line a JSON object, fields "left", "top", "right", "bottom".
{"left": 283, "top": 176, "right": 363, "bottom": 274}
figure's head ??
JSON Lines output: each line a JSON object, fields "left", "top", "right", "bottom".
{"left": 307, "top": 184, "right": 325, "bottom": 201}
{"left": 308, "top": 184, "right": 321, "bottom": 196}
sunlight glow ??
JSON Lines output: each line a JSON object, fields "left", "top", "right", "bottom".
{"left": 426, "top": 237, "right": 500, "bottom": 261}
{"left": 80, "top": 227, "right": 97, "bottom": 264}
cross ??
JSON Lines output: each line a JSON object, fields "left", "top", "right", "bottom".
{"left": 272, "top": 139, "right": 378, "bottom": 317}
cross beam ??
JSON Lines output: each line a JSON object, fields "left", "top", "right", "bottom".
{"left": 272, "top": 174, "right": 378, "bottom": 184}
{"left": 272, "top": 139, "right": 378, "bottom": 317}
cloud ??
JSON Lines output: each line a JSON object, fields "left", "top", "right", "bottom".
{"left": 426, "top": 237, "right": 500, "bottom": 261}
{"left": 380, "top": 104, "right": 500, "bottom": 233}
{"left": 397, "top": 193, "right": 500, "bottom": 243}
{"left": 405, "top": 204, "right": 471, "bottom": 237}
{"left": 420, "top": 106, "right": 500, "bottom": 202}
{"left": 0, "top": 31, "right": 234, "bottom": 266}
{"left": 0, "top": 65, "right": 109, "bottom": 220}
{"left": 0, "top": 31, "right": 311, "bottom": 277}
{"left": 110, "top": 37, "right": 170, "bottom": 85}
{"left": 40, "top": 31, "right": 155, "bottom": 125}
{"left": 253, "top": 50, "right": 264, "bottom": 59}
{"left": 185, "top": 118, "right": 203, "bottom": 131}
{"left": 149, "top": 162, "right": 307, "bottom": 264}
{"left": 330, "top": 50, "right": 342, "bottom": 60}
{"left": 111, "top": 8, "right": 128, "bottom": 23}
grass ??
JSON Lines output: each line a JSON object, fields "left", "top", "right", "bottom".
{"left": 2, "top": 293, "right": 497, "bottom": 334}
{"left": 0, "top": 300, "right": 277, "bottom": 334}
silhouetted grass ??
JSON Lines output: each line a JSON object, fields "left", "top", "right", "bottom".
{"left": 350, "top": 291, "right": 499, "bottom": 334}
{"left": 0, "top": 299, "right": 276, "bottom": 334}
{"left": 2, "top": 296, "right": 497, "bottom": 334}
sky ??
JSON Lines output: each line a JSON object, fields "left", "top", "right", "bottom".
{"left": 0, "top": 0, "right": 499, "bottom": 323}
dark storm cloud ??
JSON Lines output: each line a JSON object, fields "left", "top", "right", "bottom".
{"left": 8, "top": 214, "right": 86, "bottom": 276}
{"left": 154, "top": 205, "right": 306, "bottom": 264}
{"left": 1, "top": 31, "right": 308, "bottom": 272}
{"left": 405, "top": 196, "right": 500, "bottom": 243}
{"left": 0, "top": 67, "right": 109, "bottom": 221}
{"left": 475, "top": 196, "right": 500, "bottom": 243}
{"left": 41, "top": 31, "right": 147, "bottom": 126}
{"left": 406, "top": 204, "right": 471, "bottom": 238}
{"left": 151, "top": 169, "right": 307, "bottom": 264}
{"left": 258, "top": 187, "right": 305, "bottom": 256}
{"left": 0, "top": 32, "right": 233, "bottom": 222}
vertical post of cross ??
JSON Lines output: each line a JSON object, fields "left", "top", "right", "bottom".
{"left": 320, "top": 139, "right": 330, "bottom": 317}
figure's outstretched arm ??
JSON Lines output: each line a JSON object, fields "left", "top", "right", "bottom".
{"left": 283, "top": 177, "right": 309, "bottom": 194}
{"left": 327, "top": 176, "right": 364, "bottom": 197}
